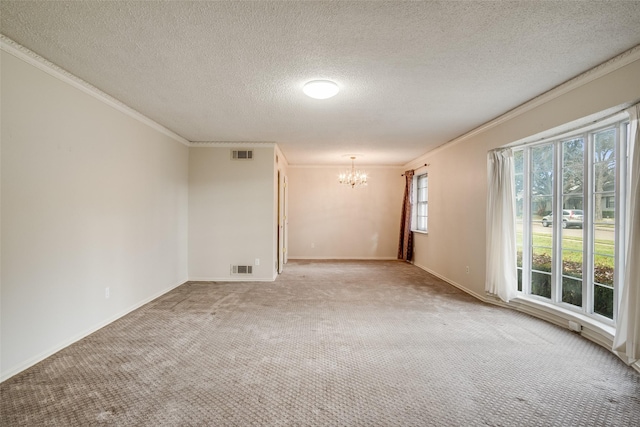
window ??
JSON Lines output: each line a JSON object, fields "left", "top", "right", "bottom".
{"left": 413, "top": 173, "right": 428, "bottom": 232}
{"left": 514, "top": 117, "right": 629, "bottom": 323}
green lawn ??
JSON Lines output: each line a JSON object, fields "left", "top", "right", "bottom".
{"left": 516, "top": 231, "right": 614, "bottom": 286}
{"left": 516, "top": 232, "right": 614, "bottom": 262}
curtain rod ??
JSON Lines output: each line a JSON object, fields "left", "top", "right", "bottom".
{"left": 401, "top": 164, "right": 429, "bottom": 176}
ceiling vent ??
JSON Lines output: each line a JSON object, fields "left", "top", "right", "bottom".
{"left": 232, "top": 150, "right": 253, "bottom": 160}
{"left": 231, "top": 265, "right": 253, "bottom": 275}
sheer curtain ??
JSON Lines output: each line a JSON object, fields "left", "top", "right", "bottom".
{"left": 486, "top": 148, "right": 518, "bottom": 302}
{"left": 398, "top": 170, "right": 414, "bottom": 262}
{"left": 613, "top": 104, "right": 640, "bottom": 365}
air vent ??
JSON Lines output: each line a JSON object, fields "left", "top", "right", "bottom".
{"left": 231, "top": 265, "right": 253, "bottom": 275}
{"left": 232, "top": 150, "right": 253, "bottom": 160}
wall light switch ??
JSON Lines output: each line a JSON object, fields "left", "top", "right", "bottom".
{"left": 105, "top": 287, "right": 110, "bottom": 299}
{"left": 255, "top": 258, "right": 260, "bottom": 266}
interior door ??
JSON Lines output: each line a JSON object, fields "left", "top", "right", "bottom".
{"left": 277, "top": 170, "right": 284, "bottom": 274}
{"left": 283, "top": 175, "right": 288, "bottom": 264}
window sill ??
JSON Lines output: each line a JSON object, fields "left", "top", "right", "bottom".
{"left": 508, "top": 294, "right": 615, "bottom": 348}
{"left": 411, "top": 229, "right": 428, "bottom": 235}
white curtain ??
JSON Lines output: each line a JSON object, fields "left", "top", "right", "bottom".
{"left": 486, "top": 148, "right": 518, "bottom": 302}
{"left": 613, "top": 104, "right": 640, "bottom": 365}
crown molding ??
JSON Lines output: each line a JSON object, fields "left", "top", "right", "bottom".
{"left": 0, "top": 34, "right": 190, "bottom": 146}
{"left": 287, "top": 164, "right": 403, "bottom": 169}
{"left": 189, "top": 141, "right": 276, "bottom": 148}
{"left": 405, "top": 43, "right": 640, "bottom": 170}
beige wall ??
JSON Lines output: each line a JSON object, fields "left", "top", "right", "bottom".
{"left": 188, "top": 146, "right": 277, "bottom": 280}
{"left": 287, "top": 166, "right": 404, "bottom": 259}
{"left": 409, "top": 58, "right": 640, "bottom": 299}
{"left": 1, "top": 50, "right": 189, "bottom": 380}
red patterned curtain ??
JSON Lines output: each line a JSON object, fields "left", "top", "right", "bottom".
{"left": 398, "top": 170, "right": 414, "bottom": 261}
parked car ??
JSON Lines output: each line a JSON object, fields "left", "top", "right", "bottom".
{"left": 541, "top": 210, "right": 583, "bottom": 229}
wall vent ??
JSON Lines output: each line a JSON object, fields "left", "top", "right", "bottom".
{"left": 232, "top": 150, "right": 253, "bottom": 160}
{"left": 231, "top": 265, "right": 253, "bottom": 275}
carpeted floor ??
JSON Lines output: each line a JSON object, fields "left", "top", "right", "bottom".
{"left": 1, "top": 260, "right": 639, "bottom": 426}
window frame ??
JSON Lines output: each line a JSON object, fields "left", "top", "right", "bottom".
{"left": 513, "top": 116, "right": 629, "bottom": 326}
{"left": 411, "top": 172, "right": 428, "bottom": 233}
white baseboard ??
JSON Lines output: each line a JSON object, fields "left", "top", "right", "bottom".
{"left": 188, "top": 276, "right": 277, "bottom": 282}
{"left": 287, "top": 256, "right": 398, "bottom": 260}
{"left": 413, "top": 262, "right": 496, "bottom": 304}
{"left": 1, "top": 278, "right": 187, "bottom": 383}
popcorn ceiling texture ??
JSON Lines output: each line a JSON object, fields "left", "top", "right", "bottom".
{"left": 1, "top": 260, "right": 638, "bottom": 426}
{"left": 1, "top": 1, "right": 640, "bottom": 165}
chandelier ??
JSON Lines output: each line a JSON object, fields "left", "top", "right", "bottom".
{"left": 339, "top": 156, "right": 368, "bottom": 188}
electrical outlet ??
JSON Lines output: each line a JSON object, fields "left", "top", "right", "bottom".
{"left": 465, "top": 266, "right": 470, "bottom": 274}
{"left": 568, "top": 321, "right": 582, "bottom": 332}
{"left": 105, "top": 287, "right": 110, "bottom": 299}
{"left": 311, "top": 242, "right": 315, "bottom": 248}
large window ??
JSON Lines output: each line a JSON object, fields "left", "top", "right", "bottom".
{"left": 514, "top": 118, "right": 629, "bottom": 323}
{"left": 413, "top": 173, "right": 428, "bottom": 232}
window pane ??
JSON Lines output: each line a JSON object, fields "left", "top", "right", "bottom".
{"left": 562, "top": 198, "right": 584, "bottom": 213}
{"left": 594, "top": 254, "right": 614, "bottom": 287}
{"left": 562, "top": 249, "right": 582, "bottom": 279}
{"left": 563, "top": 138, "right": 584, "bottom": 195}
{"left": 531, "top": 145, "right": 553, "bottom": 198}
{"left": 561, "top": 138, "right": 584, "bottom": 309}
{"left": 418, "top": 187, "right": 427, "bottom": 201}
{"left": 417, "top": 216, "right": 426, "bottom": 231}
{"left": 533, "top": 195, "right": 552, "bottom": 225}
{"left": 562, "top": 276, "right": 582, "bottom": 307}
{"left": 514, "top": 150, "right": 523, "bottom": 174}
{"left": 417, "top": 203, "right": 427, "bottom": 217}
{"left": 531, "top": 271, "right": 551, "bottom": 298}
{"left": 594, "top": 284, "right": 614, "bottom": 319}
{"left": 532, "top": 246, "right": 551, "bottom": 273}
{"left": 514, "top": 150, "right": 524, "bottom": 293}
{"left": 592, "top": 127, "right": 616, "bottom": 319}
{"left": 594, "top": 129, "right": 616, "bottom": 159}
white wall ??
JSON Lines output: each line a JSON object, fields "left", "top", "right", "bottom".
{"left": 188, "top": 146, "right": 276, "bottom": 280}
{"left": 287, "top": 166, "right": 404, "bottom": 259}
{"left": 1, "top": 50, "right": 189, "bottom": 380}
{"left": 408, "top": 58, "right": 640, "bottom": 299}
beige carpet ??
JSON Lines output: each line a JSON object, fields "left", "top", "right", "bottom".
{"left": 1, "top": 260, "right": 639, "bottom": 426}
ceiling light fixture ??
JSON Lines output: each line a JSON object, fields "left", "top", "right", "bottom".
{"left": 303, "top": 80, "right": 339, "bottom": 99}
{"left": 339, "top": 156, "right": 367, "bottom": 188}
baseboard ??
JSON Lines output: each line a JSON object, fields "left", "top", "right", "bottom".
{"left": 287, "top": 256, "right": 399, "bottom": 260}
{"left": 0, "top": 278, "right": 187, "bottom": 383}
{"left": 412, "top": 262, "right": 497, "bottom": 304}
{"left": 188, "top": 276, "right": 276, "bottom": 282}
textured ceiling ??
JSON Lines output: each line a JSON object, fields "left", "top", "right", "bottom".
{"left": 2, "top": 1, "right": 640, "bottom": 165}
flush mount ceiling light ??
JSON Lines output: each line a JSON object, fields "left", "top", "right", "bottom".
{"left": 303, "top": 80, "right": 339, "bottom": 99}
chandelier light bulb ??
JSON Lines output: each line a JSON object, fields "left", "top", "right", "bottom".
{"left": 303, "top": 80, "right": 339, "bottom": 99}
